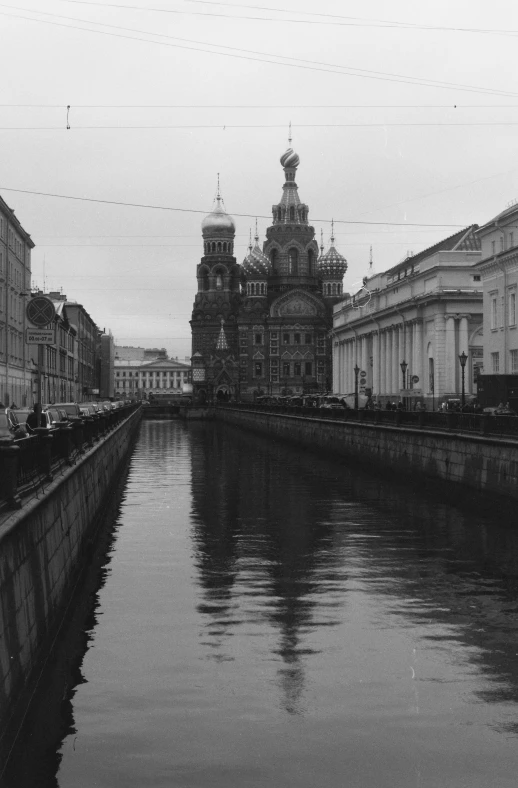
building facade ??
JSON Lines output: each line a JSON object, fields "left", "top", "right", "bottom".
{"left": 63, "top": 300, "right": 100, "bottom": 400}
{"left": 0, "top": 196, "right": 34, "bottom": 407}
{"left": 332, "top": 227, "right": 483, "bottom": 408}
{"left": 190, "top": 143, "right": 346, "bottom": 402}
{"left": 114, "top": 358, "right": 191, "bottom": 398}
{"left": 475, "top": 202, "right": 518, "bottom": 377}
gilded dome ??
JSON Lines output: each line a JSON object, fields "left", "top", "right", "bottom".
{"left": 280, "top": 147, "right": 300, "bottom": 169}
{"left": 201, "top": 197, "right": 236, "bottom": 236}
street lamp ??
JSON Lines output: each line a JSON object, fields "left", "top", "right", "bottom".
{"left": 400, "top": 360, "right": 408, "bottom": 410}
{"left": 459, "top": 351, "right": 468, "bottom": 409}
{"left": 354, "top": 364, "right": 360, "bottom": 410}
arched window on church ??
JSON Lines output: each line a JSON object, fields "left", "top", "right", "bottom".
{"left": 261, "top": 283, "right": 265, "bottom": 295}
{"left": 211, "top": 242, "right": 216, "bottom": 253}
{"left": 223, "top": 242, "right": 227, "bottom": 253}
{"left": 332, "top": 283, "right": 337, "bottom": 295}
{"left": 251, "top": 283, "right": 255, "bottom": 295}
{"left": 216, "top": 273, "right": 223, "bottom": 290}
{"left": 271, "top": 248, "right": 278, "bottom": 270}
{"left": 288, "top": 248, "right": 298, "bottom": 275}
{"left": 290, "top": 206, "right": 295, "bottom": 222}
{"left": 217, "top": 242, "right": 222, "bottom": 253}
{"left": 308, "top": 249, "right": 314, "bottom": 275}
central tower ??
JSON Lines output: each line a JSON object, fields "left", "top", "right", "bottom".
{"left": 264, "top": 139, "right": 320, "bottom": 292}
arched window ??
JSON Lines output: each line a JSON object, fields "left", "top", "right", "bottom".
{"left": 332, "top": 283, "right": 337, "bottom": 295}
{"left": 261, "top": 283, "right": 265, "bottom": 295}
{"left": 278, "top": 209, "right": 283, "bottom": 223}
{"left": 271, "top": 248, "right": 278, "bottom": 269}
{"left": 211, "top": 242, "right": 216, "bottom": 252}
{"left": 288, "top": 248, "right": 298, "bottom": 275}
{"left": 251, "top": 283, "right": 255, "bottom": 295}
{"left": 217, "top": 242, "right": 222, "bottom": 252}
{"left": 216, "top": 274, "right": 223, "bottom": 290}
{"left": 308, "top": 249, "right": 314, "bottom": 275}
{"left": 290, "top": 206, "right": 295, "bottom": 222}
{"left": 223, "top": 242, "right": 227, "bottom": 253}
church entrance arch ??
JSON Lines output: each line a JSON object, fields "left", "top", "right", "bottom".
{"left": 216, "top": 386, "right": 230, "bottom": 401}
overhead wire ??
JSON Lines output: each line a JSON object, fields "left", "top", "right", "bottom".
{"left": 0, "top": 185, "right": 468, "bottom": 227}
{"left": 60, "top": 0, "right": 518, "bottom": 36}
{"left": 0, "top": 5, "right": 516, "bottom": 97}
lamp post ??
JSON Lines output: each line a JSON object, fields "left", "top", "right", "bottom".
{"left": 459, "top": 351, "right": 467, "bottom": 409}
{"left": 354, "top": 364, "right": 360, "bottom": 410}
{"left": 400, "top": 359, "right": 408, "bottom": 409}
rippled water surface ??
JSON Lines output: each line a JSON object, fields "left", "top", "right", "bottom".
{"left": 6, "top": 420, "right": 518, "bottom": 787}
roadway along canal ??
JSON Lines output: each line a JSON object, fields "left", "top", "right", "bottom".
{"left": 4, "top": 420, "right": 518, "bottom": 787}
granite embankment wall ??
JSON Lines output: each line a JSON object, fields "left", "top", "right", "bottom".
{"left": 0, "top": 408, "right": 141, "bottom": 742}
{"left": 217, "top": 407, "right": 518, "bottom": 500}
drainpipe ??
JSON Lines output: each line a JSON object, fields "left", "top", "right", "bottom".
{"left": 495, "top": 220, "right": 508, "bottom": 374}
{"left": 370, "top": 316, "right": 381, "bottom": 398}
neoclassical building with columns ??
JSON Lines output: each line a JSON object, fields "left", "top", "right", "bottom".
{"left": 332, "top": 226, "right": 484, "bottom": 408}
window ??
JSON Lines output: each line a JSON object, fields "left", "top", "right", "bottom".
{"left": 305, "top": 362, "right": 312, "bottom": 376}
{"left": 294, "top": 362, "right": 301, "bottom": 376}
{"left": 500, "top": 236, "right": 505, "bottom": 252}
{"left": 288, "top": 248, "right": 298, "bottom": 275}
{"left": 492, "top": 240, "right": 496, "bottom": 255}
{"left": 511, "top": 350, "right": 518, "bottom": 372}
{"left": 254, "top": 362, "right": 262, "bottom": 377}
{"left": 491, "top": 352, "right": 500, "bottom": 373}
{"left": 473, "top": 275, "right": 481, "bottom": 282}
{"left": 283, "top": 333, "right": 290, "bottom": 345}
{"left": 255, "top": 333, "right": 263, "bottom": 345}
{"left": 491, "top": 296, "right": 498, "bottom": 330}
{"left": 305, "top": 333, "right": 312, "bottom": 344}
{"left": 271, "top": 248, "right": 278, "bottom": 268}
{"left": 282, "top": 362, "right": 290, "bottom": 376}
{"left": 509, "top": 291, "right": 516, "bottom": 327}
{"left": 308, "top": 249, "right": 314, "bottom": 275}
{"left": 510, "top": 232, "right": 515, "bottom": 248}
{"left": 294, "top": 333, "right": 301, "bottom": 344}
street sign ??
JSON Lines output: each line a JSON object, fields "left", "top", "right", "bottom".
{"left": 412, "top": 375, "right": 420, "bottom": 384}
{"left": 26, "top": 328, "right": 56, "bottom": 344}
{"left": 26, "top": 295, "right": 55, "bottom": 327}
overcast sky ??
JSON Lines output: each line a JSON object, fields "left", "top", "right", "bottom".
{"left": 2, "top": 0, "right": 518, "bottom": 359}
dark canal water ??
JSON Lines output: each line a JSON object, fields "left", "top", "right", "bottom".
{"left": 4, "top": 420, "right": 518, "bottom": 787}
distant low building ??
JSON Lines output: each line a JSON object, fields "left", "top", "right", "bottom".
{"left": 332, "top": 227, "right": 483, "bottom": 408}
{"left": 115, "top": 345, "right": 168, "bottom": 362}
{"left": 114, "top": 358, "right": 191, "bottom": 398}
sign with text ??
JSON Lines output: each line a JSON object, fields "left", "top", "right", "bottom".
{"left": 26, "top": 328, "right": 56, "bottom": 344}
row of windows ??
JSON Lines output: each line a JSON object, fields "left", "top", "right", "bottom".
{"left": 273, "top": 206, "right": 307, "bottom": 223}
{"left": 491, "top": 233, "right": 515, "bottom": 255}
{"left": 116, "top": 370, "right": 189, "bottom": 378}
{"left": 323, "top": 282, "right": 343, "bottom": 296}
{"left": 491, "top": 350, "right": 518, "bottom": 373}
{"left": 247, "top": 282, "right": 267, "bottom": 296}
{"left": 387, "top": 264, "right": 420, "bottom": 284}
{"left": 240, "top": 332, "right": 316, "bottom": 347}
{"left": 204, "top": 241, "right": 234, "bottom": 255}
{"left": 252, "top": 361, "right": 314, "bottom": 378}
{"left": 116, "top": 380, "right": 185, "bottom": 389}
{"left": 490, "top": 290, "right": 517, "bottom": 330}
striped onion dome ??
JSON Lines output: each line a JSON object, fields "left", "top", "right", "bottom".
{"left": 243, "top": 229, "right": 271, "bottom": 278}
{"left": 280, "top": 146, "right": 300, "bottom": 169}
{"left": 318, "top": 224, "right": 348, "bottom": 278}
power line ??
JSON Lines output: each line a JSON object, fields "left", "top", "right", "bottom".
{"left": 4, "top": 122, "right": 518, "bottom": 129}
{"left": 60, "top": 0, "right": 518, "bottom": 37}
{"left": 1, "top": 6, "right": 516, "bottom": 98}
{"left": 3, "top": 103, "right": 518, "bottom": 108}
{"left": 0, "top": 184, "right": 467, "bottom": 227}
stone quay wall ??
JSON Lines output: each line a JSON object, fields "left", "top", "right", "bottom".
{"left": 0, "top": 408, "right": 141, "bottom": 742}
{"left": 216, "top": 407, "right": 518, "bottom": 500}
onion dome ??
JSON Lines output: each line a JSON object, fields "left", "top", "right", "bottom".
{"left": 280, "top": 147, "right": 300, "bottom": 169}
{"left": 243, "top": 226, "right": 271, "bottom": 278}
{"left": 201, "top": 177, "right": 235, "bottom": 236}
{"left": 318, "top": 222, "right": 348, "bottom": 278}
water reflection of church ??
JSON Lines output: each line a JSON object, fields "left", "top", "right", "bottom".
{"left": 190, "top": 140, "right": 347, "bottom": 402}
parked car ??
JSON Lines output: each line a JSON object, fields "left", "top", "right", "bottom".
{"left": 50, "top": 402, "right": 83, "bottom": 422}
{"left": 46, "top": 406, "right": 69, "bottom": 426}
{"left": 1, "top": 408, "right": 29, "bottom": 439}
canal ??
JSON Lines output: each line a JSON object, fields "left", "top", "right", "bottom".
{"left": 3, "top": 419, "right": 518, "bottom": 787}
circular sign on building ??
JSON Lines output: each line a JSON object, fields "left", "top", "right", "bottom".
{"left": 26, "top": 296, "right": 56, "bottom": 327}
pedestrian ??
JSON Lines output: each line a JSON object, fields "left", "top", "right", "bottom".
{"left": 26, "top": 403, "right": 44, "bottom": 433}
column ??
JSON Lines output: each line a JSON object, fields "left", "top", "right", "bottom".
{"left": 459, "top": 316, "right": 469, "bottom": 356}
{"left": 361, "top": 334, "right": 368, "bottom": 374}
{"left": 414, "top": 321, "right": 423, "bottom": 391}
{"left": 445, "top": 315, "right": 456, "bottom": 393}
{"left": 372, "top": 331, "right": 380, "bottom": 395}
{"left": 380, "top": 331, "right": 387, "bottom": 396}
{"left": 392, "top": 326, "right": 400, "bottom": 396}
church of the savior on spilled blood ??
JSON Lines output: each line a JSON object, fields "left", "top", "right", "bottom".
{"left": 190, "top": 141, "right": 348, "bottom": 402}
